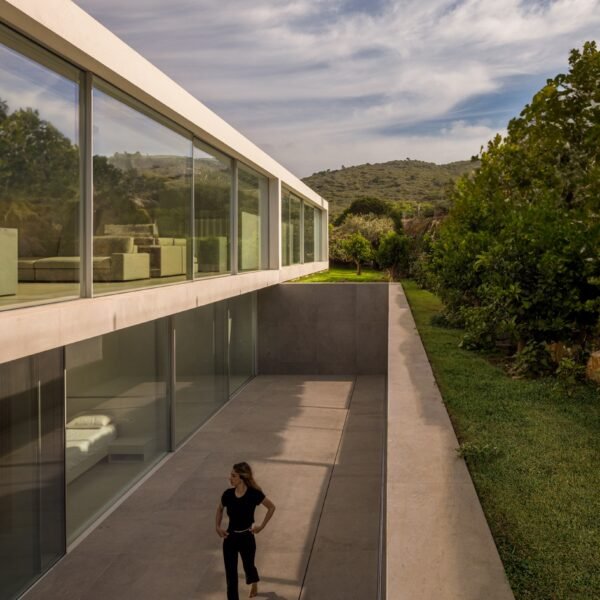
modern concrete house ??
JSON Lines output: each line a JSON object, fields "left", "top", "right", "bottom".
{"left": 1, "top": 2, "right": 518, "bottom": 600}
{"left": 0, "top": 1, "right": 329, "bottom": 597}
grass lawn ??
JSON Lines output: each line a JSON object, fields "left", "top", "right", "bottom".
{"left": 292, "top": 264, "right": 389, "bottom": 282}
{"left": 402, "top": 280, "right": 600, "bottom": 600}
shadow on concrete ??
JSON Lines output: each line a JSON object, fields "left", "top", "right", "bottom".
{"left": 23, "top": 374, "right": 385, "bottom": 600}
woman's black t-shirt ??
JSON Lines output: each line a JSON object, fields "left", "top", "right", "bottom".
{"left": 221, "top": 487, "right": 265, "bottom": 532}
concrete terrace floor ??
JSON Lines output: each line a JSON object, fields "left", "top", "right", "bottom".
{"left": 25, "top": 375, "right": 385, "bottom": 600}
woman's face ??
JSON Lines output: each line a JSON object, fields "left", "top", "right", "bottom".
{"left": 229, "top": 471, "right": 241, "bottom": 486}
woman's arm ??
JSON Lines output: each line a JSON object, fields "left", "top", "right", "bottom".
{"left": 215, "top": 502, "right": 228, "bottom": 538}
{"left": 252, "top": 497, "right": 276, "bottom": 534}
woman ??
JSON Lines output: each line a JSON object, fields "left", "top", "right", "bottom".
{"left": 216, "top": 462, "right": 276, "bottom": 600}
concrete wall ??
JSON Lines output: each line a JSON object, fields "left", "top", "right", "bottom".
{"left": 257, "top": 283, "right": 388, "bottom": 374}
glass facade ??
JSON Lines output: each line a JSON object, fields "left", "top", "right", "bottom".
{"left": 282, "top": 189, "right": 323, "bottom": 266}
{"left": 281, "top": 188, "right": 302, "bottom": 265}
{"left": 238, "top": 165, "right": 269, "bottom": 272}
{"left": 65, "top": 321, "right": 170, "bottom": 542}
{"left": 0, "top": 24, "right": 325, "bottom": 313}
{"left": 314, "top": 208, "right": 323, "bottom": 261}
{"left": 228, "top": 293, "right": 255, "bottom": 394}
{"left": 61, "top": 291, "right": 256, "bottom": 540}
{"left": 0, "top": 349, "right": 65, "bottom": 600}
{"left": 0, "top": 26, "right": 80, "bottom": 310}
{"left": 0, "top": 290, "right": 258, "bottom": 593}
{"left": 92, "top": 83, "right": 192, "bottom": 294}
{"left": 193, "top": 141, "right": 232, "bottom": 277}
{"left": 174, "top": 303, "right": 228, "bottom": 445}
{"left": 304, "top": 204, "right": 316, "bottom": 263}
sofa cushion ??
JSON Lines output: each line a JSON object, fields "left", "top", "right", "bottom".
{"left": 93, "top": 236, "right": 135, "bottom": 255}
{"left": 34, "top": 257, "right": 80, "bottom": 269}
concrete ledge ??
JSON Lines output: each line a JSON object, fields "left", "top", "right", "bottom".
{"left": 386, "top": 283, "right": 514, "bottom": 600}
{"left": 0, "top": 265, "right": 326, "bottom": 365}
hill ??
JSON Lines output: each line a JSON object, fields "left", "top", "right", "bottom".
{"left": 302, "top": 159, "right": 478, "bottom": 217}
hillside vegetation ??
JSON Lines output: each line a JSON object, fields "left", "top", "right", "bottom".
{"left": 302, "top": 159, "right": 478, "bottom": 217}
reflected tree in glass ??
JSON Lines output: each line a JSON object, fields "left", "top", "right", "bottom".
{"left": 193, "top": 141, "right": 232, "bottom": 276}
{"left": 92, "top": 84, "right": 192, "bottom": 291}
{"left": 0, "top": 32, "right": 80, "bottom": 308}
{"left": 238, "top": 165, "right": 268, "bottom": 272}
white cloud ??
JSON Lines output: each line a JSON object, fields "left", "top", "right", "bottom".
{"left": 74, "top": 0, "right": 600, "bottom": 175}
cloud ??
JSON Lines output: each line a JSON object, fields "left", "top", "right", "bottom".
{"left": 74, "top": 0, "right": 600, "bottom": 175}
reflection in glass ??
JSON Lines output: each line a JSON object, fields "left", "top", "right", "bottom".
{"left": 304, "top": 205, "right": 315, "bottom": 263}
{"left": 65, "top": 321, "right": 169, "bottom": 542}
{"left": 281, "top": 188, "right": 302, "bottom": 265}
{"left": 193, "top": 141, "right": 231, "bottom": 277}
{"left": 238, "top": 166, "right": 268, "bottom": 272}
{"left": 314, "top": 208, "right": 323, "bottom": 261}
{"left": 0, "top": 28, "right": 80, "bottom": 310}
{"left": 228, "top": 293, "right": 255, "bottom": 394}
{"left": 174, "top": 303, "right": 227, "bottom": 445}
{"left": 92, "top": 84, "right": 192, "bottom": 294}
{"left": 0, "top": 350, "right": 65, "bottom": 599}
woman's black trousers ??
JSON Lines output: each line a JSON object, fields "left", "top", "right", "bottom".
{"left": 223, "top": 531, "right": 259, "bottom": 600}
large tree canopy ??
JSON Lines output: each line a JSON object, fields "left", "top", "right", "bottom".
{"left": 430, "top": 42, "right": 600, "bottom": 354}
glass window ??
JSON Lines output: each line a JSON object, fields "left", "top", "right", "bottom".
{"left": 228, "top": 293, "right": 255, "bottom": 394}
{"left": 193, "top": 141, "right": 231, "bottom": 277}
{"left": 281, "top": 188, "right": 302, "bottom": 265}
{"left": 304, "top": 204, "right": 316, "bottom": 263}
{"left": 92, "top": 83, "right": 192, "bottom": 294}
{"left": 0, "top": 27, "right": 80, "bottom": 310}
{"left": 0, "top": 350, "right": 66, "bottom": 598}
{"left": 237, "top": 165, "right": 268, "bottom": 272}
{"left": 314, "top": 208, "right": 323, "bottom": 261}
{"left": 174, "top": 303, "right": 228, "bottom": 445}
{"left": 281, "top": 191, "right": 291, "bottom": 267}
{"left": 65, "top": 320, "right": 169, "bottom": 542}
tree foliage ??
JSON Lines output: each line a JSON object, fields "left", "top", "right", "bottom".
{"left": 340, "top": 232, "right": 373, "bottom": 275}
{"left": 376, "top": 231, "right": 410, "bottom": 280}
{"left": 429, "top": 42, "right": 600, "bottom": 359}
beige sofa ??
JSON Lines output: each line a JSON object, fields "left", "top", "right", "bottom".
{"left": 17, "top": 222, "right": 189, "bottom": 283}
{"left": 18, "top": 235, "right": 150, "bottom": 283}
{"left": 103, "top": 224, "right": 187, "bottom": 277}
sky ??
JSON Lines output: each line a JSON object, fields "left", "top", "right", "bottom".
{"left": 74, "top": 0, "right": 600, "bottom": 177}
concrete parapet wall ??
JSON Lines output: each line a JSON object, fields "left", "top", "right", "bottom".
{"left": 257, "top": 283, "right": 388, "bottom": 374}
{"left": 386, "top": 283, "right": 514, "bottom": 600}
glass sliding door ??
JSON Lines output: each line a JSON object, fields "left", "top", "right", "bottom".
{"left": 173, "top": 303, "right": 228, "bottom": 446}
{"left": 0, "top": 349, "right": 65, "bottom": 600}
{"left": 281, "top": 188, "right": 302, "bottom": 266}
{"left": 304, "top": 204, "right": 316, "bottom": 263}
{"left": 0, "top": 25, "right": 81, "bottom": 311}
{"left": 314, "top": 208, "right": 323, "bottom": 261}
{"left": 65, "top": 320, "right": 169, "bottom": 542}
{"left": 228, "top": 293, "right": 255, "bottom": 394}
{"left": 237, "top": 165, "right": 268, "bottom": 272}
{"left": 193, "top": 140, "right": 232, "bottom": 277}
{"left": 92, "top": 82, "right": 192, "bottom": 294}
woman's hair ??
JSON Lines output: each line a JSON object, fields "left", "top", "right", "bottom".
{"left": 233, "top": 462, "right": 262, "bottom": 492}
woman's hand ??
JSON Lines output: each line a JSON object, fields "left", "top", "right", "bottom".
{"left": 216, "top": 526, "right": 228, "bottom": 538}
{"left": 250, "top": 524, "right": 263, "bottom": 534}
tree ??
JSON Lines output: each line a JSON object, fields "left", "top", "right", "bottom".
{"left": 376, "top": 231, "right": 410, "bottom": 280}
{"left": 334, "top": 196, "right": 391, "bottom": 225}
{"left": 429, "top": 42, "right": 600, "bottom": 358}
{"left": 341, "top": 232, "right": 372, "bottom": 275}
